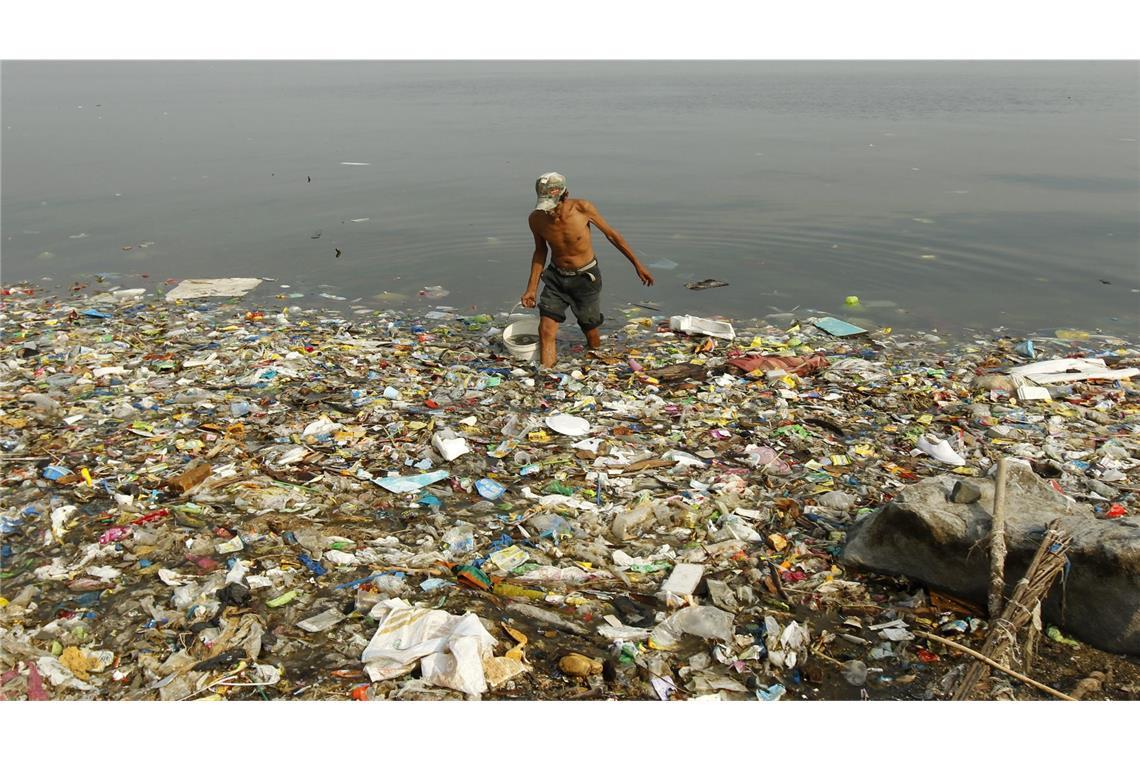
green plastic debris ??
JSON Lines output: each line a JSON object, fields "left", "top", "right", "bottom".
{"left": 544, "top": 481, "right": 575, "bottom": 496}
{"left": 267, "top": 590, "right": 299, "bottom": 608}
{"left": 1046, "top": 625, "right": 1080, "bottom": 648}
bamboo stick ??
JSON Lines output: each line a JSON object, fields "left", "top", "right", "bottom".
{"left": 988, "top": 458, "right": 1008, "bottom": 619}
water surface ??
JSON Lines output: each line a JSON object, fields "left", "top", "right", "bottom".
{"left": 3, "top": 61, "right": 1137, "bottom": 336}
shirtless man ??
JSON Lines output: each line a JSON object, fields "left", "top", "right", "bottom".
{"left": 520, "top": 172, "right": 654, "bottom": 367}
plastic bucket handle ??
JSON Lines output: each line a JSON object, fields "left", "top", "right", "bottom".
{"left": 507, "top": 301, "right": 531, "bottom": 322}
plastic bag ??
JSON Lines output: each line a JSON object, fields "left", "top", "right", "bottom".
{"left": 650, "top": 606, "right": 735, "bottom": 649}
{"left": 361, "top": 599, "right": 497, "bottom": 696}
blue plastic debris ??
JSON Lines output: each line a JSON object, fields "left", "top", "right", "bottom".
{"left": 374, "top": 470, "right": 450, "bottom": 494}
{"left": 298, "top": 553, "right": 327, "bottom": 577}
{"left": 74, "top": 591, "right": 103, "bottom": 607}
{"left": 43, "top": 465, "right": 73, "bottom": 481}
{"left": 475, "top": 478, "right": 506, "bottom": 500}
{"left": 812, "top": 317, "right": 867, "bottom": 337}
{"left": 755, "top": 683, "right": 787, "bottom": 701}
{"left": 334, "top": 573, "right": 382, "bottom": 591}
{"left": 488, "top": 534, "right": 514, "bottom": 551}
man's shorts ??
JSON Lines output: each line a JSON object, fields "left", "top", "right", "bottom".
{"left": 538, "top": 262, "right": 604, "bottom": 331}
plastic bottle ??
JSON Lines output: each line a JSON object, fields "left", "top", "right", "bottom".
{"left": 442, "top": 524, "right": 474, "bottom": 557}
{"left": 611, "top": 503, "right": 655, "bottom": 541}
{"left": 526, "top": 513, "right": 572, "bottom": 539}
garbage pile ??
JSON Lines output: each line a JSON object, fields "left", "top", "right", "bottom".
{"left": 1, "top": 280, "right": 1137, "bottom": 701}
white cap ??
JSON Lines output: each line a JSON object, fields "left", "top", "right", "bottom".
{"left": 534, "top": 171, "right": 567, "bottom": 212}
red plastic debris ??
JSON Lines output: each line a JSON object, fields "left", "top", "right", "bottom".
{"left": 26, "top": 662, "right": 49, "bottom": 701}
{"left": 130, "top": 509, "right": 170, "bottom": 526}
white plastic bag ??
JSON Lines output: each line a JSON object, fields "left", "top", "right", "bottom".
{"left": 1008, "top": 358, "right": 1138, "bottom": 384}
{"left": 650, "top": 605, "right": 735, "bottom": 649}
{"left": 361, "top": 599, "right": 497, "bottom": 696}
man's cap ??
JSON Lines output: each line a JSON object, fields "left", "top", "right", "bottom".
{"left": 534, "top": 172, "right": 567, "bottom": 212}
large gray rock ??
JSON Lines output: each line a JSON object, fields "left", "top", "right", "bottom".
{"left": 841, "top": 460, "right": 1140, "bottom": 654}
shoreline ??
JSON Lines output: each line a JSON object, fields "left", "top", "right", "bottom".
{"left": 5, "top": 275, "right": 1139, "bottom": 347}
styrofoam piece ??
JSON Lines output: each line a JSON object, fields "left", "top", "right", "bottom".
{"left": 164, "top": 278, "right": 262, "bottom": 301}
{"left": 669, "top": 315, "right": 736, "bottom": 340}
{"left": 660, "top": 563, "right": 705, "bottom": 596}
{"left": 432, "top": 430, "right": 471, "bottom": 462}
{"left": 1017, "top": 385, "right": 1051, "bottom": 401}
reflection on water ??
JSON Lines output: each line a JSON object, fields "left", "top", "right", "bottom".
{"left": 2, "top": 61, "right": 1137, "bottom": 337}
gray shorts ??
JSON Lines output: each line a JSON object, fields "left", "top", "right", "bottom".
{"left": 538, "top": 262, "right": 604, "bottom": 331}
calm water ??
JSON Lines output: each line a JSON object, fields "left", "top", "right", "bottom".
{"left": 3, "top": 61, "right": 1138, "bottom": 336}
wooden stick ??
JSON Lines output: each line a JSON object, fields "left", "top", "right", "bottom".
{"left": 767, "top": 561, "right": 789, "bottom": 602}
{"left": 915, "top": 630, "right": 1074, "bottom": 701}
{"left": 988, "top": 457, "right": 1009, "bottom": 619}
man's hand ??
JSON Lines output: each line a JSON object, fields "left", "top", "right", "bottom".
{"left": 520, "top": 291, "right": 537, "bottom": 308}
{"left": 635, "top": 266, "right": 655, "bottom": 287}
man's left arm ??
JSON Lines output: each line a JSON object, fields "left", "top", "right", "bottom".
{"left": 582, "top": 201, "right": 654, "bottom": 286}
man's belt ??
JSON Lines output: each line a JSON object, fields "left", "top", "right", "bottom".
{"left": 551, "top": 259, "right": 598, "bottom": 277}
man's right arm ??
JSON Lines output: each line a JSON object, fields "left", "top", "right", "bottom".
{"left": 521, "top": 218, "right": 548, "bottom": 308}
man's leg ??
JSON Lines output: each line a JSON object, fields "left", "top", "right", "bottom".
{"left": 572, "top": 271, "right": 604, "bottom": 354}
{"left": 536, "top": 271, "right": 570, "bottom": 369}
{"left": 538, "top": 316, "right": 560, "bottom": 368}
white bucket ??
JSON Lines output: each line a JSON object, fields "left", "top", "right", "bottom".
{"left": 502, "top": 314, "right": 540, "bottom": 361}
